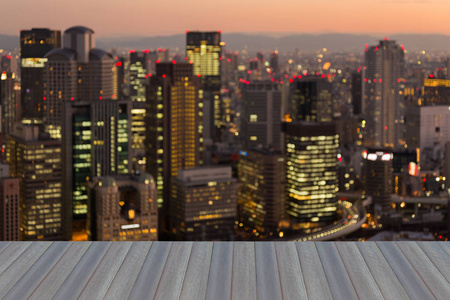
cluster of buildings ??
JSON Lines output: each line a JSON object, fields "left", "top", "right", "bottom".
{"left": 1, "top": 26, "right": 450, "bottom": 242}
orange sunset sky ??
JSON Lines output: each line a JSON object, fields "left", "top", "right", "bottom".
{"left": 1, "top": 0, "right": 449, "bottom": 36}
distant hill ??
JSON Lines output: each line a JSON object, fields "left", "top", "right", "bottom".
{"left": 1, "top": 32, "right": 450, "bottom": 53}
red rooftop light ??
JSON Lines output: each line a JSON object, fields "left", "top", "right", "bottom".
{"left": 156, "top": 59, "right": 160, "bottom": 64}
{"left": 172, "top": 60, "right": 177, "bottom": 64}
{"left": 116, "top": 62, "right": 122, "bottom": 67}
{"left": 197, "top": 74, "right": 201, "bottom": 77}
{"left": 144, "top": 49, "right": 150, "bottom": 53}
{"left": 162, "top": 74, "right": 166, "bottom": 78}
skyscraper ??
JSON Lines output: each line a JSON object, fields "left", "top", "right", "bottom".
{"left": 6, "top": 124, "right": 62, "bottom": 241}
{"left": 146, "top": 62, "right": 201, "bottom": 230}
{"left": 61, "top": 99, "right": 132, "bottom": 240}
{"left": 171, "top": 166, "right": 237, "bottom": 241}
{"left": 363, "top": 39, "right": 404, "bottom": 149}
{"left": 43, "top": 26, "right": 115, "bottom": 140}
{"left": 87, "top": 174, "right": 158, "bottom": 241}
{"left": 20, "top": 28, "right": 61, "bottom": 120}
{"left": 0, "top": 164, "right": 20, "bottom": 241}
{"left": 0, "top": 71, "right": 19, "bottom": 136}
{"left": 186, "top": 31, "right": 222, "bottom": 142}
{"left": 241, "top": 80, "right": 283, "bottom": 151}
{"left": 289, "top": 77, "right": 333, "bottom": 123}
{"left": 237, "top": 149, "right": 285, "bottom": 237}
{"left": 283, "top": 122, "right": 339, "bottom": 232}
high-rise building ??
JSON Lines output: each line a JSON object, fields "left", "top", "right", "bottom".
{"left": 129, "top": 50, "right": 150, "bottom": 172}
{"left": 87, "top": 173, "right": 158, "bottom": 241}
{"left": 241, "top": 81, "right": 283, "bottom": 151}
{"left": 363, "top": 148, "right": 394, "bottom": 211}
{"left": 171, "top": 166, "right": 237, "bottom": 241}
{"left": 351, "top": 71, "right": 362, "bottom": 115}
{"left": 6, "top": 124, "right": 62, "bottom": 240}
{"left": 0, "top": 163, "right": 20, "bottom": 241}
{"left": 237, "top": 149, "right": 285, "bottom": 237}
{"left": 289, "top": 77, "right": 333, "bottom": 123}
{"left": 186, "top": 31, "right": 222, "bottom": 142}
{"left": 146, "top": 62, "right": 201, "bottom": 231}
{"left": 43, "top": 26, "right": 116, "bottom": 140}
{"left": 0, "top": 71, "right": 20, "bottom": 136}
{"left": 270, "top": 51, "right": 280, "bottom": 74}
{"left": 283, "top": 122, "right": 339, "bottom": 232}
{"left": 422, "top": 79, "right": 450, "bottom": 106}
{"left": 61, "top": 99, "right": 132, "bottom": 240}
{"left": 20, "top": 28, "right": 61, "bottom": 120}
{"left": 363, "top": 39, "right": 404, "bottom": 149}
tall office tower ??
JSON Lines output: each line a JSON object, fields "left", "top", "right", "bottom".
{"left": 237, "top": 149, "right": 285, "bottom": 238}
{"left": 241, "top": 80, "right": 283, "bottom": 151}
{"left": 186, "top": 31, "right": 222, "bottom": 142}
{"left": 61, "top": 99, "right": 132, "bottom": 240}
{"left": 0, "top": 71, "right": 19, "bottom": 136}
{"left": 289, "top": 77, "right": 333, "bottom": 122}
{"left": 283, "top": 122, "right": 339, "bottom": 232}
{"left": 6, "top": 124, "right": 62, "bottom": 240}
{"left": 87, "top": 174, "right": 158, "bottom": 241}
{"left": 20, "top": 28, "right": 61, "bottom": 120}
{"left": 43, "top": 26, "right": 115, "bottom": 140}
{"left": 270, "top": 51, "right": 279, "bottom": 74}
{"left": 0, "top": 163, "right": 20, "bottom": 241}
{"left": 351, "top": 71, "right": 362, "bottom": 115}
{"left": 363, "top": 39, "right": 404, "bottom": 149}
{"left": 114, "top": 57, "right": 126, "bottom": 99}
{"left": 147, "top": 62, "right": 201, "bottom": 230}
{"left": 363, "top": 148, "right": 393, "bottom": 211}
{"left": 171, "top": 167, "right": 237, "bottom": 241}
{"left": 129, "top": 50, "right": 150, "bottom": 172}
{"left": 1, "top": 54, "right": 18, "bottom": 74}
{"left": 405, "top": 105, "right": 450, "bottom": 169}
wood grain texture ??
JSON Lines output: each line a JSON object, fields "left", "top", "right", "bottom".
{"left": 0, "top": 242, "right": 52, "bottom": 298}
{"left": 28, "top": 242, "right": 92, "bottom": 300}
{"left": 0, "top": 242, "right": 32, "bottom": 275}
{"left": 296, "top": 242, "right": 333, "bottom": 300}
{"left": 417, "top": 242, "right": 450, "bottom": 283}
{"left": 154, "top": 242, "right": 193, "bottom": 300}
{"left": 335, "top": 242, "right": 384, "bottom": 300}
{"left": 52, "top": 242, "right": 112, "bottom": 300}
{"left": 179, "top": 242, "right": 214, "bottom": 300}
{"left": 356, "top": 242, "right": 409, "bottom": 300}
{"left": 316, "top": 242, "right": 359, "bottom": 300}
{"left": 0, "top": 242, "right": 11, "bottom": 254}
{"left": 377, "top": 242, "right": 435, "bottom": 300}
{"left": 231, "top": 242, "right": 257, "bottom": 300}
{"left": 275, "top": 242, "right": 307, "bottom": 300}
{"left": 397, "top": 242, "right": 450, "bottom": 300}
{"left": 78, "top": 242, "right": 133, "bottom": 300}
{"left": 255, "top": 242, "right": 283, "bottom": 300}
{"left": 3, "top": 242, "right": 72, "bottom": 300}
{"left": 102, "top": 242, "right": 152, "bottom": 300}
{"left": 205, "top": 242, "right": 233, "bottom": 300}
{"left": 128, "top": 242, "right": 172, "bottom": 300}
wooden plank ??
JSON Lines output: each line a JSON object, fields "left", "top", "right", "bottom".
{"left": 335, "top": 242, "right": 384, "bottom": 299}
{"left": 179, "top": 242, "right": 213, "bottom": 300}
{"left": 254, "top": 242, "right": 283, "bottom": 300}
{"left": 154, "top": 242, "right": 193, "bottom": 300}
{"left": 102, "top": 242, "right": 152, "bottom": 300}
{"left": 3, "top": 242, "right": 72, "bottom": 300}
{"left": 28, "top": 242, "right": 92, "bottom": 300}
{"left": 128, "top": 242, "right": 172, "bottom": 300}
{"left": 0, "top": 242, "right": 32, "bottom": 275}
{"left": 275, "top": 242, "right": 307, "bottom": 300}
{"left": 417, "top": 242, "right": 450, "bottom": 282}
{"left": 78, "top": 242, "right": 133, "bottom": 300}
{"left": 377, "top": 242, "right": 435, "bottom": 300}
{"left": 231, "top": 242, "right": 257, "bottom": 300}
{"left": 437, "top": 242, "right": 450, "bottom": 256}
{"left": 316, "top": 242, "right": 359, "bottom": 300}
{"left": 0, "top": 242, "right": 52, "bottom": 297}
{"left": 296, "top": 242, "right": 333, "bottom": 300}
{"left": 0, "top": 242, "right": 11, "bottom": 254}
{"left": 52, "top": 242, "right": 112, "bottom": 300}
{"left": 356, "top": 242, "right": 409, "bottom": 300}
{"left": 205, "top": 242, "right": 233, "bottom": 300}
{"left": 397, "top": 242, "right": 450, "bottom": 300}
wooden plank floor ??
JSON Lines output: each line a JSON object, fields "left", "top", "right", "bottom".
{"left": 0, "top": 241, "right": 449, "bottom": 300}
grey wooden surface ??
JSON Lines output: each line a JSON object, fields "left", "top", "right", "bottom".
{"left": 0, "top": 241, "right": 449, "bottom": 300}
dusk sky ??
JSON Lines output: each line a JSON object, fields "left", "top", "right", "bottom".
{"left": 2, "top": 0, "right": 450, "bottom": 36}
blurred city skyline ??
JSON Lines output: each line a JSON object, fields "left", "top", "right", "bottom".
{"left": 1, "top": 0, "right": 450, "bottom": 37}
